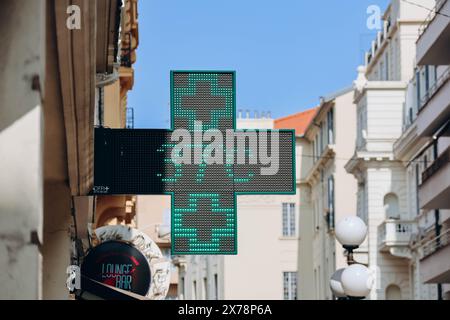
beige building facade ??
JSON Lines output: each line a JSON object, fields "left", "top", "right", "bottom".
{"left": 298, "top": 87, "right": 360, "bottom": 300}
{"left": 0, "top": 0, "right": 140, "bottom": 299}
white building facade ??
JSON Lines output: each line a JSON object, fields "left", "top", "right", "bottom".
{"left": 394, "top": 0, "right": 450, "bottom": 300}
{"left": 345, "top": 0, "right": 438, "bottom": 300}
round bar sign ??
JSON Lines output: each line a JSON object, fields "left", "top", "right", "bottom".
{"left": 81, "top": 240, "right": 151, "bottom": 296}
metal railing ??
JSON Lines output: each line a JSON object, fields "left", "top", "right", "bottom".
{"left": 121, "top": 32, "right": 133, "bottom": 68}
{"left": 418, "top": 0, "right": 448, "bottom": 39}
{"left": 421, "top": 144, "right": 450, "bottom": 185}
{"left": 419, "top": 66, "right": 450, "bottom": 112}
{"left": 126, "top": 107, "right": 134, "bottom": 129}
{"left": 403, "top": 102, "right": 415, "bottom": 131}
{"left": 421, "top": 228, "right": 450, "bottom": 259}
{"left": 366, "top": 19, "right": 391, "bottom": 66}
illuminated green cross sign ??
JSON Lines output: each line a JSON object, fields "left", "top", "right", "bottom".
{"left": 93, "top": 71, "right": 295, "bottom": 254}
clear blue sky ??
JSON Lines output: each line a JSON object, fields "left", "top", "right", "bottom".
{"left": 128, "top": 0, "right": 390, "bottom": 129}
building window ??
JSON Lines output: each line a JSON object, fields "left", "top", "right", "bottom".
{"left": 357, "top": 110, "right": 365, "bottom": 148}
{"left": 415, "top": 164, "right": 420, "bottom": 215}
{"left": 327, "top": 176, "right": 335, "bottom": 230}
{"left": 214, "top": 274, "right": 218, "bottom": 300}
{"left": 384, "top": 53, "right": 389, "bottom": 80}
{"left": 320, "top": 124, "right": 324, "bottom": 152}
{"left": 416, "top": 69, "right": 421, "bottom": 109}
{"left": 180, "top": 277, "right": 185, "bottom": 299}
{"left": 314, "top": 269, "right": 318, "bottom": 299}
{"left": 314, "top": 199, "right": 320, "bottom": 231}
{"left": 283, "top": 272, "right": 297, "bottom": 300}
{"left": 315, "top": 134, "right": 319, "bottom": 159}
{"left": 379, "top": 61, "right": 384, "bottom": 81}
{"left": 409, "top": 104, "right": 413, "bottom": 124}
{"left": 418, "top": 66, "right": 428, "bottom": 107}
{"left": 282, "top": 203, "right": 296, "bottom": 236}
{"left": 202, "top": 277, "right": 208, "bottom": 300}
{"left": 327, "top": 108, "right": 334, "bottom": 144}
{"left": 192, "top": 280, "right": 197, "bottom": 300}
{"left": 384, "top": 193, "right": 399, "bottom": 219}
{"left": 385, "top": 284, "right": 402, "bottom": 300}
{"left": 312, "top": 140, "right": 316, "bottom": 161}
{"left": 432, "top": 65, "right": 438, "bottom": 84}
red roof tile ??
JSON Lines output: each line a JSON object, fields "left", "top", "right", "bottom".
{"left": 274, "top": 107, "right": 318, "bottom": 136}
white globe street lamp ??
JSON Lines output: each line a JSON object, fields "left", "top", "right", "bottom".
{"left": 329, "top": 268, "right": 347, "bottom": 299}
{"left": 335, "top": 216, "right": 367, "bottom": 264}
{"left": 341, "top": 264, "right": 374, "bottom": 299}
{"left": 330, "top": 216, "right": 372, "bottom": 299}
{"left": 335, "top": 216, "right": 367, "bottom": 247}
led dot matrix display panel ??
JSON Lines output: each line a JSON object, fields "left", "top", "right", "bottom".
{"left": 93, "top": 71, "right": 296, "bottom": 254}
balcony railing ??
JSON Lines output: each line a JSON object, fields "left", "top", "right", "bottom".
{"left": 420, "top": 229, "right": 450, "bottom": 259}
{"left": 421, "top": 145, "right": 450, "bottom": 185}
{"left": 418, "top": 0, "right": 448, "bottom": 39}
{"left": 378, "top": 219, "right": 416, "bottom": 251}
{"left": 126, "top": 107, "right": 134, "bottom": 129}
{"left": 419, "top": 66, "right": 450, "bottom": 112}
{"left": 121, "top": 32, "right": 133, "bottom": 68}
{"left": 366, "top": 19, "right": 391, "bottom": 66}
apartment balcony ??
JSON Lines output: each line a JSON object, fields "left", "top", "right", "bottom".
{"left": 121, "top": 32, "right": 133, "bottom": 68}
{"left": 419, "top": 229, "right": 450, "bottom": 283}
{"left": 96, "top": 0, "right": 123, "bottom": 74}
{"left": 417, "top": 0, "right": 450, "bottom": 65}
{"left": 378, "top": 219, "right": 416, "bottom": 257}
{"left": 417, "top": 66, "right": 450, "bottom": 137}
{"left": 305, "top": 145, "right": 335, "bottom": 183}
{"left": 365, "top": 20, "right": 392, "bottom": 67}
{"left": 419, "top": 145, "right": 450, "bottom": 209}
{"left": 354, "top": 81, "right": 407, "bottom": 152}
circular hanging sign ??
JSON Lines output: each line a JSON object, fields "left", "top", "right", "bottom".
{"left": 81, "top": 240, "right": 151, "bottom": 296}
{"left": 89, "top": 225, "right": 171, "bottom": 299}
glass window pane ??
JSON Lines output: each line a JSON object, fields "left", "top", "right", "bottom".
{"left": 282, "top": 203, "right": 288, "bottom": 236}
{"left": 283, "top": 272, "right": 297, "bottom": 300}
{"left": 290, "top": 203, "right": 295, "bottom": 236}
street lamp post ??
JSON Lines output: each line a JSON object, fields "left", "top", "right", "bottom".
{"left": 330, "top": 216, "right": 373, "bottom": 300}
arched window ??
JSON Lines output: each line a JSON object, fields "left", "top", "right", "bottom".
{"left": 384, "top": 193, "right": 399, "bottom": 219}
{"left": 385, "top": 284, "right": 402, "bottom": 300}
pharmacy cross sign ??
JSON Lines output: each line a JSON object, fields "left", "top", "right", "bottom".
{"left": 93, "top": 71, "right": 295, "bottom": 254}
